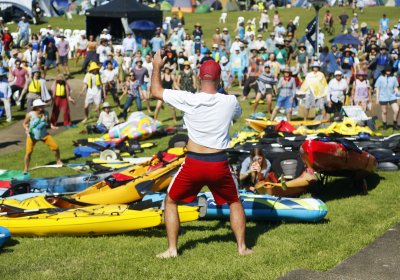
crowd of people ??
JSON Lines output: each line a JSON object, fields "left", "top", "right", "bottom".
{"left": 0, "top": 10, "right": 400, "bottom": 170}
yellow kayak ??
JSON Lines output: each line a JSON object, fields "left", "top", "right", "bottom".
{"left": 0, "top": 193, "right": 202, "bottom": 236}
{"left": 246, "top": 119, "right": 328, "bottom": 132}
{"left": 0, "top": 203, "right": 200, "bottom": 236}
{"left": 72, "top": 149, "right": 185, "bottom": 204}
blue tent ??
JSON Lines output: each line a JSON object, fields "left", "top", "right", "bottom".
{"left": 129, "top": 20, "right": 157, "bottom": 31}
{"left": 330, "top": 34, "right": 361, "bottom": 45}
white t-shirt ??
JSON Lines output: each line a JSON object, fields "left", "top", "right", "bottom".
{"left": 142, "top": 61, "right": 153, "bottom": 84}
{"left": 97, "top": 45, "right": 111, "bottom": 63}
{"left": 98, "top": 110, "right": 119, "bottom": 130}
{"left": 163, "top": 90, "right": 242, "bottom": 149}
{"left": 101, "top": 69, "right": 118, "bottom": 83}
{"left": 83, "top": 73, "right": 102, "bottom": 95}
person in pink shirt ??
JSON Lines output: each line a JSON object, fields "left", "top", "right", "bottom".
{"left": 56, "top": 35, "right": 70, "bottom": 77}
{"left": 10, "top": 59, "right": 29, "bottom": 110}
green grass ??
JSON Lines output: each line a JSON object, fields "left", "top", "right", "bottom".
{"left": 1, "top": 7, "right": 400, "bottom": 280}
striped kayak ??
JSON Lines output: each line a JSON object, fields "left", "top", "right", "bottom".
{"left": 0, "top": 200, "right": 200, "bottom": 236}
{"left": 0, "top": 226, "right": 11, "bottom": 248}
{"left": 142, "top": 191, "right": 328, "bottom": 223}
{"left": 72, "top": 150, "right": 185, "bottom": 204}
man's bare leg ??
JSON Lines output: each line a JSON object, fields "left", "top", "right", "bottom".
{"left": 157, "top": 195, "right": 180, "bottom": 258}
{"left": 229, "top": 201, "right": 253, "bottom": 255}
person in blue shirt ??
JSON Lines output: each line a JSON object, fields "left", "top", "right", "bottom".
{"left": 375, "top": 65, "right": 399, "bottom": 130}
{"left": 392, "top": 50, "right": 400, "bottom": 77}
{"left": 17, "top": 16, "right": 30, "bottom": 48}
{"left": 370, "top": 46, "right": 393, "bottom": 81}
{"left": 150, "top": 32, "right": 164, "bottom": 54}
{"left": 326, "top": 44, "right": 341, "bottom": 78}
{"left": 200, "top": 41, "right": 209, "bottom": 55}
{"left": 379, "top": 14, "right": 390, "bottom": 34}
{"left": 237, "top": 22, "right": 245, "bottom": 41}
{"left": 101, "top": 54, "right": 118, "bottom": 70}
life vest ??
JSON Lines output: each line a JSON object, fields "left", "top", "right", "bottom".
{"left": 55, "top": 83, "right": 66, "bottom": 97}
{"left": 28, "top": 80, "right": 41, "bottom": 93}
{"left": 87, "top": 74, "right": 102, "bottom": 88}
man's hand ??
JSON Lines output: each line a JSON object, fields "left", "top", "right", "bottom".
{"left": 153, "top": 50, "right": 166, "bottom": 69}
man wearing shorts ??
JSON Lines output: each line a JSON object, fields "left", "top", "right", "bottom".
{"left": 300, "top": 62, "right": 328, "bottom": 120}
{"left": 375, "top": 65, "right": 399, "bottom": 129}
{"left": 56, "top": 35, "right": 70, "bottom": 77}
{"left": 43, "top": 41, "right": 58, "bottom": 79}
{"left": 80, "top": 62, "right": 103, "bottom": 123}
{"left": 151, "top": 51, "right": 252, "bottom": 258}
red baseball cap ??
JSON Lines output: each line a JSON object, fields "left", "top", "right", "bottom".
{"left": 199, "top": 60, "right": 221, "bottom": 81}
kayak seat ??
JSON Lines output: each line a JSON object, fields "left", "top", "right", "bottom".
{"left": 147, "top": 152, "right": 178, "bottom": 172}
{"left": 105, "top": 173, "right": 135, "bottom": 188}
{"left": 271, "top": 154, "right": 305, "bottom": 180}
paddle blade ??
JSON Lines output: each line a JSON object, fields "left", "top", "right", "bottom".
{"left": 135, "top": 180, "right": 155, "bottom": 195}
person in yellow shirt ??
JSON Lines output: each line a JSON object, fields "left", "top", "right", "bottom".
{"left": 177, "top": 7, "right": 185, "bottom": 25}
{"left": 19, "top": 66, "right": 42, "bottom": 112}
{"left": 300, "top": 62, "right": 328, "bottom": 120}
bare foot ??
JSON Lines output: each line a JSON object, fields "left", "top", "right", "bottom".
{"left": 156, "top": 249, "right": 178, "bottom": 259}
{"left": 51, "top": 125, "right": 59, "bottom": 130}
{"left": 56, "top": 160, "right": 64, "bottom": 166}
{"left": 238, "top": 247, "right": 253, "bottom": 256}
{"left": 81, "top": 118, "right": 87, "bottom": 124}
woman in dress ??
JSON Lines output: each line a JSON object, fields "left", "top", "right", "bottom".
{"left": 153, "top": 64, "right": 177, "bottom": 122}
{"left": 176, "top": 61, "right": 196, "bottom": 93}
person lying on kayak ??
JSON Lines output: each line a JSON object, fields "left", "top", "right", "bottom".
{"left": 23, "top": 99, "right": 63, "bottom": 172}
{"left": 239, "top": 148, "right": 271, "bottom": 192}
{"left": 151, "top": 50, "right": 253, "bottom": 258}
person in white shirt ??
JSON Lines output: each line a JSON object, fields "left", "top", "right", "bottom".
{"left": 99, "top": 28, "right": 112, "bottom": 41}
{"left": 230, "top": 36, "right": 242, "bottom": 54}
{"left": 101, "top": 61, "right": 120, "bottom": 107}
{"left": 122, "top": 32, "right": 137, "bottom": 57}
{"left": 80, "top": 62, "right": 104, "bottom": 123}
{"left": 168, "top": 28, "right": 183, "bottom": 51}
{"left": 96, "top": 39, "right": 111, "bottom": 64}
{"left": 151, "top": 51, "right": 252, "bottom": 259}
{"left": 259, "top": 10, "right": 270, "bottom": 32}
{"left": 254, "top": 34, "right": 266, "bottom": 50}
{"left": 75, "top": 34, "right": 88, "bottom": 65}
{"left": 87, "top": 101, "right": 119, "bottom": 133}
{"left": 23, "top": 44, "right": 36, "bottom": 67}
{"left": 0, "top": 68, "right": 12, "bottom": 122}
{"left": 142, "top": 54, "right": 153, "bottom": 88}
{"left": 326, "top": 70, "right": 348, "bottom": 115}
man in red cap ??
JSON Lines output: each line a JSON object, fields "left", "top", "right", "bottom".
{"left": 151, "top": 50, "right": 252, "bottom": 258}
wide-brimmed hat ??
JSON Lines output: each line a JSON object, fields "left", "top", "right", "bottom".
{"left": 163, "top": 63, "right": 173, "bottom": 70}
{"left": 311, "top": 61, "right": 321, "bottom": 68}
{"left": 88, "top": 62, "right": 100, "bottom": 72}
{"left": 32, "top": 99, "right": 47, "bottom": 108}
{"left": 282, "top": 66, "right": 291, "bottom": 73}
{"left": 360, "top": 22, "right": 368, "bottom": 28}
{"left": 102, "top": 102, "right": 111, "bottom": 108}
{"left": 259, "top": 47, "right": 266, "bottom": 51}
{"left": 212, "top": 44, "right": 219, "bottom": 49}
{"left": 290, "top": 66, "right": 298, "bottom": 75}
{"left": 220, "top": 56, "right": 228, "bottom": 64}
{"left": 299, "top": 43, "right": 306, "bottom": 48}
{"left": 31, "top": 66, "right": 40, "bottom": 74}
{"left": 135, "top": 58, "right": 143, "bottom": 63}
{"left": 56, "top": 73, "right": 65, "bottom": 81}
{"left": 356, "top": 72, "right": 367, "bottom": 77}
{"left": 344, "top": 48, "right": 353, "bottom": 53}
{"left": 334, "top": 70, "right": 343, "bottom": 76}
{"left": 183, "top": 61, "right": 191, "bottom": 66}
{"left": 11, "top": 49, "right": 18, "bottom": 56}
{"left": 195, "top": 22, "right": 201, "bottom": 27}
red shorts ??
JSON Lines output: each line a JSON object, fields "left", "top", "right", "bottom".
{"left": 77, "top": 49, "right": 87, "bottom": 56}
{"left": 168, "top": 152, "right": 239, "bottom": 205}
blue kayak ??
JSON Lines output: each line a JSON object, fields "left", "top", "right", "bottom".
{"left": 142, "top": 191, "right": 328, "bottom": 223}
{"left": 1, "top": 168, "right": 127, "bottom": 197}
{"left": 0, "top": 226, "right": 11, "bottom": 249}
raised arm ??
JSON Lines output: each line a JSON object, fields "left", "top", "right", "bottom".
{"left": 150, "top": 50, "right": 166, "bottom": 100}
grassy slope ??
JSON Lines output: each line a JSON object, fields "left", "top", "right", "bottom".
{"left": 1, "top": 7, "right": 400, "bottom": 280}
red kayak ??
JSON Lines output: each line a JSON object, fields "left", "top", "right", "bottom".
{"left": 300, "top": 139, "right": 377, "bottom": 176}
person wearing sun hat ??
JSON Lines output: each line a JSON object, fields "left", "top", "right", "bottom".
{"left": 339, "top": 48, "right": 355, "bottom": 84}
{"left": 192, "top": 22, "right": 203, "bottom": 39}
{"left": 326, "top": 70, "right": 348, "bottom": 115}
{"left": 151, "top": 51, "right": 252, "bottom": 259}
{"left": 176, "top": 61, "right": 196, "bottom": 93}
{"left": 219, "top": 56, "right": 232, "bottom": 92}
{"left": 252, "top": 63, "right": 276, "bottom": 115}
{"left": 0, "top": 67, "right": 12, "bottom": 122}
{"left": 296, "top": 43, "right": 309, "bottom": 77}
{"left": 23, "top": 99, "right": 62, "bottom": 172}
{"left": 87, "top": 101, "right": 119, "bottom": 134}
{"left": 375, "top": 65, "right": 399, "bottom": 130}
{"left": 300, "top": 61, "right": 328, "bottom": 120}
{"left": 370, "top": 45, "right": 393, "bottom": 81}
{"left": 50, "top": 73, "right": 75, "bottom": 128}
{"left": 270, "top": 66, "right": 296, "bottom": 121}
{"left": 80, "top": 61, "right": 103, "bottom": 123}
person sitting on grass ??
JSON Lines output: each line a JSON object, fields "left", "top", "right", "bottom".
{"left": 270, "top": 67, "right": 296, "bottom": 122}
{"left": 87, "top": 102, "right": 119, "bottom": 134}
{"left": 252, "top": 64, "right": 276, "bottom": 115}
{"left": 239, "top": 148, "right": 271, "bottom": 193}
{"left": 23, "top": 99, "right": 62, "bottom": 172}
{"left": 50, "top": 74, "right": 75, "bottom": 129}
{"left": 80, "top": 62, "right": 104, "bottom": 123}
